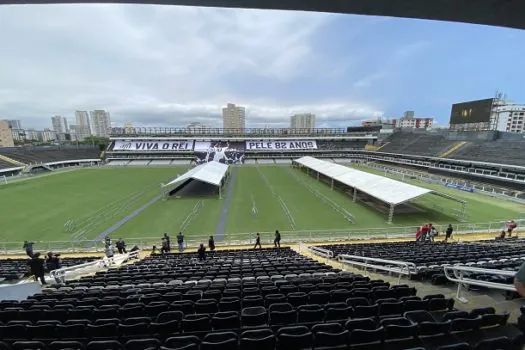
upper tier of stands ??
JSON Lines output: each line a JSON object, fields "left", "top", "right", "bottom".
{"left": 1, "top": 247, "right": 522, "bottom": 350}
{"left": 0, "top": 159, "right": 13, "bottom": 170}
{"left": 0, "top": 257, "right": 100, "bottom": 282}
{"left": 378, "top": 132, "right": 525, "bottom": 166}
{"left": 378, "top": 133, "right": 454, "bottom": 157}
{"left": 316, "top": 240, "right": 525, "bottom": 286}
{"left": 0, "top": 148, "right": 100, "bottom": 168}
{"left": 315, "top": 140, "right": 368, "bottom": 150}
{"left": 448, "top": 140, "right": 525, "bottom": 166}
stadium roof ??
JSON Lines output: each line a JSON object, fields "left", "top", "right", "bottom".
{"left": 294, "top": 156, "right": 433, "bottom": 205}
{"left": 2, "top": 0, "right": 524, "bottom": 30}
{"left": 163, "top": 161, "right": 229, "bottom": 189}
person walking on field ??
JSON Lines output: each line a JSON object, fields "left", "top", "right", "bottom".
{"left": 274, "top": 230, "right": 281, "bottom": 248}
{"left": 254, "top": 233, "right": 262, "bottom": 249}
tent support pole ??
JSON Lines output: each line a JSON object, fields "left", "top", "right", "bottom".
{"left": 317, "top": 171, "right": 320, "bottom": 181}
{"left": 388, "top": 204, "right": 395, "bottom": 224}
{"left": 219, "top": 185, "right": 222, "bottom": 200}
{"left": 331, "top": 178, "right": 334, "bottom": 190}
{"left": 353, "top": 188, "right": 357, "bottom": 202}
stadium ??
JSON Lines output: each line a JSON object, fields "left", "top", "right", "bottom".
{"left": 1, "top": 124, "right": 525, "bottom": 349}
{"left": 1, "top": 1, "right": 525, "bottom": 349}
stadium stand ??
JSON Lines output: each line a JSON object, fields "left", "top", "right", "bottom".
{"left": 377, "top": 132, "right": 455, "bottom": 157}
{"left": 315, "top": 241, "right": 525, "bottom": 286}
{"left": 0, "top": 247, "right": 523, "bottom": 349}
{"left": 448, "top": 140, "right": 525, "bottom": 167}
{"left": 0, "top": 256, "right": 100, "bottom": 282}
{"left": 316, "top": 141, "right": 368, "bottom": 150}
{"left": 0, "top": 147, "right": 100, "bottom": 165}
{"left": 0, "top": 159, "right": 15, "bottom": 170}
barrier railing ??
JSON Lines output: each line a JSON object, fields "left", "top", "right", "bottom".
{"left": 337, "top": 254, "right": 417, "bottom": 284}
{"left": 443, "top": 264, "right": 518, "bottom": 303}
{"left": 49, "top": 250, "right": 140, "bottom": 283}
{"left": 0, "top": 219, "right": 521, "bottom": 255}
{"left": 308, "top": 246, "right": 334, "bottom": 259}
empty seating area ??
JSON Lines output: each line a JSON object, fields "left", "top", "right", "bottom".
{"left": 0, "top": 148, "right": 100, "bottom": 165}
{"left": 378, "top": 132, "right": 454, "bottom": 157}
{"left": 316, "top": 241, "right": 525, "bottom": 285}
{"left": 448, "top": 140, "right": 525, "bottom": 166}
{"left": 0, "top": 257, "right": 100, "bottom": 282}
{"left": 0, "top": 247, "right": 522, "bottom": 349}
{"left": 0, "top": 159, "right": 15, "bottom": 170}
{"left": 317, "top": 141, "right": 368, "bottom": 150}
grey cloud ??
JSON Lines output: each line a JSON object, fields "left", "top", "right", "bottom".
{"left": 0, "top": 4, "right": 382, "bottom": 129}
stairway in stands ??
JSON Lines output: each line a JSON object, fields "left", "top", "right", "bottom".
{"left": 439, "top": 141, "right": 468, "bottom": 158}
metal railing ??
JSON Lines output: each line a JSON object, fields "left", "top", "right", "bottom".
{"left": 0, "top": 219, "right": 521, "bottom": 255}
{"left": 308, "top": 246, "right": 334, "bottom": 258}
{"left": 49, "top": 250, "right": 140, "bottom": 283}
{"left": 337, "top": 254, "right": 417, "bottom": 284}
{"left": 443, "top": 264, "right": 518, "bottom": 303}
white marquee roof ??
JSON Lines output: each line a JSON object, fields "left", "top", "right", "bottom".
{"left": 163, "top": 161, "right": 229, "bottom": 189}
{"left": 294, "top": 156, "right": 432, "bottom": 205}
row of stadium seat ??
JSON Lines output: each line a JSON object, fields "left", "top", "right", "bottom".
{"left": 316, "top": 241, "right": 525, "bottom": 285}
{"left": 1, "top": 247, "right": 523, "bottom": 350}
{"left": 0, "top": 148, "right": 99, "bottom": 167}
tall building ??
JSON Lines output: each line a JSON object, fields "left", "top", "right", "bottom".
{"left": 74, "top": 111, "right": 92, "bottom": 140}
{"left": 51, "top": 115, "right": 68, "bottom": 133}
{"left": 0, "top": 120, "right": 15, "bottom": 147}
{"left": 494, "top": 103, "right": 525, "bottom": 133}
{"left": 123, "top": 122, "right": 134, "bottom": 134}
{"left": 222, "top": 103, "right": 246, "bottom": 131}
{"left": 39, "top": 129, "right": 57, "bottom": 142}
{"left": 187, "top": 122, "right": 209, "bottom": 134}
{"left": 290, "top": 113, "right": 316, "bottom": 130}
{"left": 89, "top": 110, "right": 111, "bottom": 137}
{"left": 391, "top": 111, "right": 433, "bottom": 129}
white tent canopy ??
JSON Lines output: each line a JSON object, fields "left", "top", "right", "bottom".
{"left": 293, "top": 156, "right": 466, "bottom": 223}
{"left": 294, "top": 156, "right": 431, "bottom": 205}
{"left": 162, "top": 162, "right": 229, "bottom": 198}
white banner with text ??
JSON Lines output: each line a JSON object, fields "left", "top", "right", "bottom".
{"left": 245, "top": 140, "right": 318, "bottom": 151}
{"left": 113, "top": 140, "right": 194, "bottom": 151}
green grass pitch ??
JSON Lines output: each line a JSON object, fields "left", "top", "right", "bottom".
{"left": 0, "top": 165, "right": 523, "bottom": 247}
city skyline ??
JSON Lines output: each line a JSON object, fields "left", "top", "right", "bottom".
{"left": 1, "top": 5, "right": 524, "bottom": 131}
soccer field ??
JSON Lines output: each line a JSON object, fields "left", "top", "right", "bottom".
{"left": 1, "top": 165, "right": 523, "bottom": 247}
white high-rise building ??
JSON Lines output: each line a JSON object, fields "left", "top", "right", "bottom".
{"left": 75, "top": 110, "right": 92, "bottom": 140}
{"left": 494, "top": 103, "right": 525, "bottom": 133}
{"left": 89, "top": 110, "right": 111, "bottom": 137}
{"left": 290, "top": 113, "right": 316, "bottom": 130}
{"left": 51, "top": 115, "right": 69, "bottom": 133}
{"left": 222, "top": 103, "right": 246, "bottom": 131}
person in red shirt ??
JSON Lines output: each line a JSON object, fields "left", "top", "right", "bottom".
{"left": 506, "top": 220, "right": 518, "bottom": 237}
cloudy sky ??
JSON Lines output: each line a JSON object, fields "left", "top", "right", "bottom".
{"left": 1, "top": 4, "right": 524, "bottom": 130}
